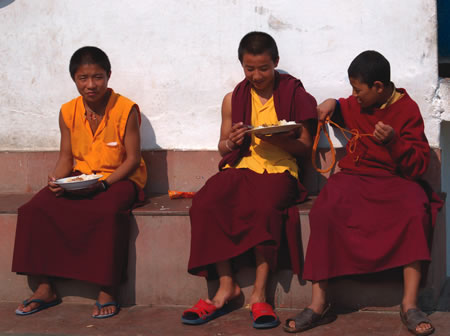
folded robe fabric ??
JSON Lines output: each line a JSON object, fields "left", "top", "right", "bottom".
{"left": 12, "top": 180, "right": 139, "bottom": 287}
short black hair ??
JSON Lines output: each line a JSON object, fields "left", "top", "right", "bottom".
{"left": 238, "top": 31, "right": 279, "bottom": 63}
{"left": 69, "top": 46, "right": 111, "bottom": 80}
{"left": 348, "top": 50, "right": 390, "bottom": 87}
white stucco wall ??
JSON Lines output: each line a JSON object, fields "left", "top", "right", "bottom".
{"left": 0, "top": 0, "right": 445, "bottom": 150}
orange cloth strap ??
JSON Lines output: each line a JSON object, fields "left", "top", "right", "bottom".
{"left": 312, "top": 116, "right": 373, "bottom": 173}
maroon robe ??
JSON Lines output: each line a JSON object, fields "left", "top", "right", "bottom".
{"left": 188, "top": 72, "right": 317, "bottom": 279}
{"left": 303, "top": 89, "right": 443, "bottom": 281}
{"left": 12, "top": 179, "right": 141, "bottom": 287}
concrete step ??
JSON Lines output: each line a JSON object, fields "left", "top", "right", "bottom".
{"left": 0, "top": 193, "right": 315, "bottom": 309}
{"left": 1, "top": 302, "right": 449, "bottom": 336}
{"left": 1, "top": 192, "right": 447, "bottom": 312}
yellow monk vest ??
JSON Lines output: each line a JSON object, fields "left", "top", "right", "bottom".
{"left": 61, "top": 89, "right": 147, "bottom": 189}
{"left": 228, "top": 89, "right": 299, "bottom": 179}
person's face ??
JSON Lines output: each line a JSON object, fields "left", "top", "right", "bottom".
{"left": 242, "top": 52, "right": 279, "bottom": 92}
{"left": 349, "top": 77, "right": 382, "bottom": 109}
{"left": 73, "top": 63, "right": 110, "bottom": 105}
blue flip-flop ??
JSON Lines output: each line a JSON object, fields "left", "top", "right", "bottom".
{"left": 15, "top": 298, "right": 62, "bottom": 316}
{"left": 181, "top": 299, "right": 228, "bottom": 325}
{"left": 92, "top": 301, "right": 120, "bottom": 319}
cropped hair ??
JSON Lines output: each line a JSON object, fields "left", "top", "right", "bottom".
{"left": 238, "top": 31, "right": 279, "bottom": 63}
{"left": 69, "top": 46, "right": 111, "bottom": 80}
{"left": 347, "top": 50, "right": 390, "bottom": 87}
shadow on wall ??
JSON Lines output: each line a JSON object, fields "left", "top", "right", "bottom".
{"left": 140, "top": 113, "right": 169, "bottom": 195}
{"left": 0, "top": 0, "right": 14, "bottom": 9}
{"left": 140, "top": 112, "right": 160, "bottom": 150}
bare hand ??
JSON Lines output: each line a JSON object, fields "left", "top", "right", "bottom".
{"left": 317, "top": 99, "right": 336, "bottom": 121}
{"left": 256, "top": 129, "right": 298, "bottom": 147}
{"left": 228, "top": 122, "right": 249, "bottom": 148}
{"left": 66, "top": 181, "right": 102, "bottom": 197}
{"left": 373, "top": 121, "right": 395, "bottom": 143}
{"left": 48, "top": 176, "right": 65, "bottom": 197}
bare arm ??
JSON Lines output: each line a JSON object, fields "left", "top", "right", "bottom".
{"left": 48, "top": 111, "right": 74, "bottom": 196}
{"left": 218, "top": 92, "right": 248, "bottom": 157}
{"left": 317, "top": 98, "right": 337, "bottom": 121}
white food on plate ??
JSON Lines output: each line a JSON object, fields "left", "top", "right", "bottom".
{"left": 64, "top": 174, "right": 101, "bottom": 183}
{"left": 253, "top": 119, "right": 296, "bottom": 130}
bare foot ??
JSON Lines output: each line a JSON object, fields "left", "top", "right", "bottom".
{"left": 206, "top": 282, "right": 241, "bottom": 309}
{"left": 92, "top": 289, "right": 118, "bottom": 317}
{"left": 16, "top": 283, "right": 57, "bottom": 314}
{"left": 248, "top": 290, "right": 266, "bottom": 306}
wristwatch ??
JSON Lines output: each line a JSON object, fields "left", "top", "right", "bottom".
{"left": 100, "top": 180, "right": 110, "bottom": 191}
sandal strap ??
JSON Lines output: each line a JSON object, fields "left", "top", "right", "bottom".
{"left": 183, "top": 299, "right": 217, "bottom": 318}
{"left": 251, "top": 302, "right": 277, "bottom": 320}
{"left": 403, "top": 308, "right": 432, "bottom": 329}
{"left": 22, "top": 299, "right": 45, "bottom": 307}
{"left": 286, "top": 304, "right": 330, "bottom": 329}
{"left": 94, "top": 301, "right": 119, "bottom": 309}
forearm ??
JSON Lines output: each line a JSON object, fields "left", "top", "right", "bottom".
{"left": 104, "top": 156, "right": 141, "bottom": 185}
{"left": 271, "top": 137, "right": 313, "bottom": 158}
{"left": 218, "top": 138, "right": 237, "bottom": 157}
{"left": 52, "top": 157, "right": 73, "bottom": 179}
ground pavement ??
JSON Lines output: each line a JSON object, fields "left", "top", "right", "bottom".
{"left": 0, "top": 302, "right": 449, "bottom": 336}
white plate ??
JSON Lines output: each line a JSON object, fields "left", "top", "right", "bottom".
{"left": 246, "top": 123, "right": 301, "bottom": 135}
{"left": 54, "top": 174, "right": 103, "bottom": 190}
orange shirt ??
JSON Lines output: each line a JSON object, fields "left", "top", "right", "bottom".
{"left": 61, "top": 89, "right": 147, "bottom": 189}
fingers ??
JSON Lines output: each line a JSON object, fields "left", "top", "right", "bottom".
{"left": 317, "top": 106, "right": 329, "bottom": 121}
{"left": 229, "top": 122, "right": 248, "bottom": 146}
{"left": 48, "top": 176, "right": 64, "bottom": 196}
{"left": 316, "top": 99, "right": 336, "bottom": 121}
{"left": 373, "top": 121, "right": 394, "bottom": 143}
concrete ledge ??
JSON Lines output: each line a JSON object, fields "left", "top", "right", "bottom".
{"left": 0, "top": 192, "right": 446, "bottom": 311}
{"left": 0, "top": 149, "right": 445, "bottom": 310}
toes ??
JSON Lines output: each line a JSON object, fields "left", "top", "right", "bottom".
{"left": 416, "top": 322, "right": 431, "bottom": 332}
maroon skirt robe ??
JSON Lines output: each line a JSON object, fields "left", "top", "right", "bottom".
{"left": 188, "top": 168, "right": 307, "bottom": 279}
{"left": 303, "top": 171, "right": 435, "bottom": 281}
{"left": 12, "top": 180, "right": 138, "bottom": 287}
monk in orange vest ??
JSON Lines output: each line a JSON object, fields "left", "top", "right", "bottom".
{"left": 12, "top": 46, "right": 147, "bottom": 319}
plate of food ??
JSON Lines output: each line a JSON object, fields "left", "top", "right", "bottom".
{"left": 54, "top": 174, "right": 103, "bottom": 190}
{"left": 246, "top": 120, "right": 301, "bottom": 135}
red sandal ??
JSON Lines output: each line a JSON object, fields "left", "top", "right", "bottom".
{"left": 181, "top": 299, "right": 228, "bottom": 325}
{"left": 251, "top": 302, "right": 280, "bottom": 329}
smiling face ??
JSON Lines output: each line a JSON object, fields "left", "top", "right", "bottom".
{"left": 349, "top": 77, "right": 382, "bottom": 109}
{"left": 73, "top": 63, "right": 110, "bottom": 107}
{"left": 242, "top": 52, "right": 279, "bottom": 95}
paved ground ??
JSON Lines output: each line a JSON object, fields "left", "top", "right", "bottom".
{"left": 0, "top": 302, "right": 449, "bottom": 336}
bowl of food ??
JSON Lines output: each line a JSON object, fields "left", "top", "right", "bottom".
{"left": 54, "top": 174, "right": 103, "bottom": 190}
{"left": 246, "top": 120, "right": 301, "bottom": 135}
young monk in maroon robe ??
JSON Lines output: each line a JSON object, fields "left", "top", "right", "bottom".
{"left": 182, "top": 32, "right": 317, "bottom": 329}
{"left": 12, "top": 47, "right": 147, "bottom": 318}
{"left": 284, "top": 51, "right": 443, "bottom": 335}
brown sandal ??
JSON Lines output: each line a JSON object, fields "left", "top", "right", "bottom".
{"left": 283, "top": 304, "right": 334, "bottom": 333}
{"left": 400, "top": 304, "right": 435, "bottom": 336}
